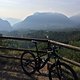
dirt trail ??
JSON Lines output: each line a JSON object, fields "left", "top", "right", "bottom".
{"left": 0, "top": 59, "right": 50, "bottom": 80}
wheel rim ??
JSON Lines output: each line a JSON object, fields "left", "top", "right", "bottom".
{"left": 21, "top": 52, "right": 36, "bottom": 74}
{"left": 49, "top": 63, "right": 77, "bottom": 80}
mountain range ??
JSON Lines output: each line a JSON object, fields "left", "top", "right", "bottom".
{"left": 13, "top": 12, "right": 80, "bottom": 30}
{"left": 0, "top": 12, "right": 80, "bottom": 31}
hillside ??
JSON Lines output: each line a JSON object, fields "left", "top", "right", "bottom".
{"left": 0, "top": 19, "right": 12, "bottom": 31}
{"left": 70, "top": 14, "right": 80, "bottom": 25}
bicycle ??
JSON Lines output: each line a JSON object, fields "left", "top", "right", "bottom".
{"left": 21, "top": 40, "right": 78, "bottom": 80}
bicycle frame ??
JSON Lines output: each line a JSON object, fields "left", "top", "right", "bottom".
{"left": 33, "top": 41, "right": 61, "bottom": 71}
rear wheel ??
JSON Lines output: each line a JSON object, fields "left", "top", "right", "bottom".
{"left": 49, "top": 62, "right": 78, "bottom": 80}
{"left": 21, "top": 51, "right": 36, "bottom": 75}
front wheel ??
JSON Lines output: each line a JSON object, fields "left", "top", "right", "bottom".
{"left": 49, "top": 62, "right": 78, "bottom": 80}
{"left": 21, "top": 51, "right": 36, "bottom": 75}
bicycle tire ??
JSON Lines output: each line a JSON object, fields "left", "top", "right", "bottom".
{"left": 49, "top": 62, "right": 78, "bottom": 80}
{"left": 21, "top": 51, "right": 36, "bottom": 75}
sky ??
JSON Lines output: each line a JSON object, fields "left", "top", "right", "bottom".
{"left": 0, "top": 0, "right": 80, "bottom": 19}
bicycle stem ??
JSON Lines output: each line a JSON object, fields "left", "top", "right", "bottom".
{"left": 34, "top": 41, "right": 40, "bottom": 58}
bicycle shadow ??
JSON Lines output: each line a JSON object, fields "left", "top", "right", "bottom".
{"left": 0, "top": 59, "right": 37, "bottom": 80}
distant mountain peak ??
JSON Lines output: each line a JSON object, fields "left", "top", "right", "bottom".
{"left": 33, "top": 12, "right": 68, "bottom": 17}
{"left": 2, "top": 18, "right": 21, "bottom": 26}
{"left": 13, "top": 12, "right": 75, "bottom": 30}
{"left": 34, "top": 12, "right": 54, "bottom": 15}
